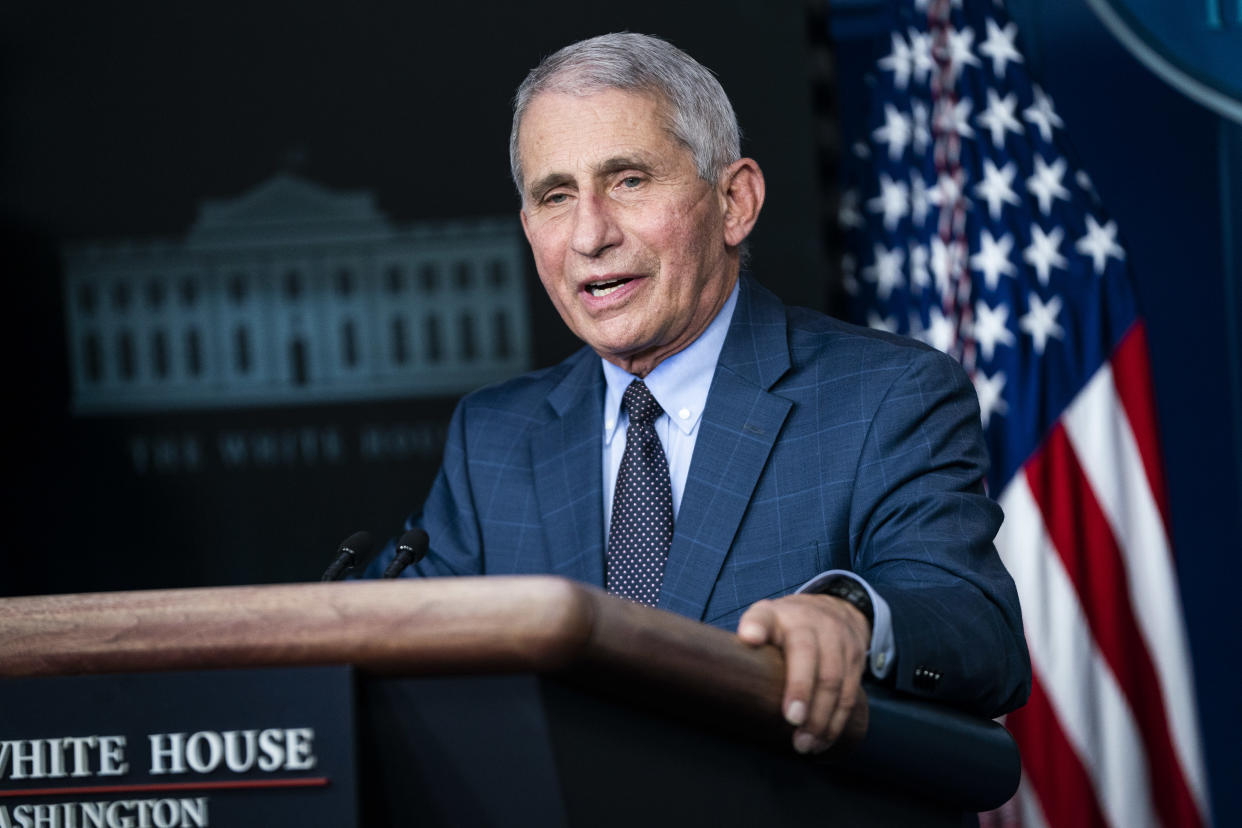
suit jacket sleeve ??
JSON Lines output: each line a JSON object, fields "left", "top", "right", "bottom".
{"left": 850, "top": 344, "right": 1030, "bottom": 716}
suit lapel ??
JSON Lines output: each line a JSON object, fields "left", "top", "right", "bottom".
{"left": 659, "top": 277, "right": 793, "bottom": 619}
{"left": 531, "top": 349, "right": 607, "bottom": 588}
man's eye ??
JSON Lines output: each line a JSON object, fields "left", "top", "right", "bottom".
{"left": 544, "top": 192, "right": 569, "bottom": 205}
{"left": 621, "top": 176, "right": 642, "bottom": 188}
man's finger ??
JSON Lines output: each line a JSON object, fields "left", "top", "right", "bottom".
{"left": 826, "top": 673, "right": 860, "bottom": 745}
{"left": 801, "top": 639, "right": 844, "bottom": 744}
{"left": 736, "top": 600, "right": 776, "bottom": 645}
{"left": 780, "top": 625, "right": 820, "bottom": 729}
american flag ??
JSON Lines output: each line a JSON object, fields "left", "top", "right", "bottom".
{"left": 832, "top": 0, "right": 1211, "bottom": 824}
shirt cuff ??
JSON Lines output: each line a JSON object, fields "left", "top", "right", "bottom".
{"left": 796, "top": 570, "right": 895, "bottom": 680}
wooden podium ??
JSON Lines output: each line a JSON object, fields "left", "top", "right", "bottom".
{"left": 0, "top": 577, "right": 1019, "bottom": 826}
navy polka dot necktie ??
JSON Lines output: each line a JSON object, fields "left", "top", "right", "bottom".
{"left": 606, "top": 379, "right": 674, "bottom": 607}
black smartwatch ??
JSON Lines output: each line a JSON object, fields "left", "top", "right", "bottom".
{"left": 820, "top": 575, "right": 875, "bottom": 629}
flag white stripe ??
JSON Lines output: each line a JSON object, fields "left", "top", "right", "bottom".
{"left": 997, "top": 475, "right": 1158, "bottom": 828}
{"left": 1016, "top": 773, "right": 1050, "bottom": 828}
{"left": 1062, "top": 363, "right": 1210, "bottom": 812}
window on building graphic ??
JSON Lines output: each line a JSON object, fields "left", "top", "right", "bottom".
{"left": 419, "top": 263, "right": 439, "bottom": 292}
{"left": 152, "top": 330, "right": 169, "bottom": 379}
{"left": 391, "top": 317, "right": 407, "bottom": 365}
{"left": 454, "top": 261, "right": 472, "bottom": 290}
{"left": 290, "top": 339, "right": 309, "bottom": 386}
{"left": 493, "top": 311, "right": 511, "bottom": 359}
{"left": 235, "top": 326, "right": 251, "bottom": 374}
{"left": 146, "top": 280, "right": 164, "bottom": 309}
{"left": 342, "top": 320, "right": 358, "bottom": 368}
{"left": 113, "top": 282, "right": 131, "bottom": 311}
{"left": 118, "top": 331, "right": 135, "bottom": 381}
{"left": 78, "top": 283, "right": 97, "bottom": 315}
{"left": 459, "top": 313, "right": 476, "bottom": 361}
{"left": 335, "top": 268, "right": 354, "bottom": 298}
{"left": 83, "top": 334, "right": 102, "bottom": 383}
{"left": 186, "top": 329, "right": 203, "bottom": 377}
{"left": 488, "top": 260, "right": 507, "bottom": 287}
{"left": 386, "top": 265, "right": 403, "bottom": 294}
{"left": 284, "top": 270, "right": 302, "bottom": 300}
{"left": 425, "top": 315, "right": 442, "bottom": 363}
{"left": 229, "top": 274, "right": 247, "bottom": 305}
{"left": 180, "top": 279, "right": 198, "bottom": 307}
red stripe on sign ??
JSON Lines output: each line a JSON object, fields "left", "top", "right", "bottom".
{"left": 1110, "top": 322, "right": 1172, "bottom": 533}
{"left": 0, "top": 777, "right": 329, "bottom": 798}
{"left": 1005, "top": 669, "right": 1108, "bottom": 828}
{"left": 1025, "top": 425, "right": 1202, "bottom": 828}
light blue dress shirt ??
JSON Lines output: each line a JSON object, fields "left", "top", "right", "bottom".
{"left": 599, "top": 281, "right": 894, "bottom": 678}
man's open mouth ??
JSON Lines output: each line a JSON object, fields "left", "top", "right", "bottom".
{"left": 585, "top": 278, "right": 633, "bottom": 297}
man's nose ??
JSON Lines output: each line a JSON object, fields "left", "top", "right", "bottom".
{"left": 570, "top": 194, "right": 622, "bottom": 258}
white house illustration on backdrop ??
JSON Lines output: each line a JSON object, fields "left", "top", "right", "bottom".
{"left": 62, "top": 174, "right": 532, "bottom": 413}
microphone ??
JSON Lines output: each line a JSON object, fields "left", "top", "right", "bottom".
{"left": 382, "top": 528, "right": 430, "bottom": 578}
{"left": 321, "top": 530, "right": 375, "bottom": 582}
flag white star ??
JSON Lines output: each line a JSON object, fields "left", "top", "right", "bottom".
{"left": 947, "top": 26, "right": 982, "bottom": 84}
{"left": 1024, "top": 224, "right": 1067, "bottom": 286}
{"left": 973, "top": 300, "right": 1016, "bottom": 361}
{"left": 971, "top": 230, "right": 1018, "bottom": 290}
{"left": 972, "top": 369, "right": 1008, "bottom": 428}
{"left": 975, "top": 159, "right": 1021, "bottom": 220}
{"left": 868, "top": 174, "right": 910, "bottom": 231}
{"left": 878, "top": 32, "right": 913, "bottom": 90}
{"left": 925, "top": 307, "right": 958, "bottom": 354}
{"left": 1075, "top": 215, "right": 1126, "bottom": 274}
{"left": 838, "top": 188, "right": 864, "bottom": 230}
{"left": 976, "top": 89, "right": 1022, "bottom": 149}
{"left": 1027, "top": 155, "right": 1071, "bottom": 215}
{"left": 909, "top": 242, "right": 931, "bottom": 290}
{"left": 911, "top": 101, "right": 932, "bottom": 155}
{"left": 929, "top": 169, "right": 971, "bottom": 212}
{"left": 935, "top": 96, "right": 975, "bottom": 139}
{"left": 908, "top": 29, "right": 935, "bottom": 86}
{"left": 1023, "top": 85, "right": 1064, "bottom": 142}
{"left": 930, "top": 236, "right": 960, "bottom": 298}
{"left": 863, "top": 243, "right": 906, "bottom": 300}
{"left": 978, "top": 17, "right": 1023, "bottom": 78}
{"left": 841, "top": 253, "right": 859, "bottom": 296}
{"left": 867, "top": 312, "right": 899, "bottom": 333}
{"left": 873, "top": 104, "right": 912, "bottom": 160}
{"left": 1020, "top": 293, "right": 1065, "bottom": 353}
{"left": 910, "top": 172, "right": 932, "bottom": 226}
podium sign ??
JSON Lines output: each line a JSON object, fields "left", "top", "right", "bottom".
{"left": 0, "top": 668, "right": 357, "bottom": 828}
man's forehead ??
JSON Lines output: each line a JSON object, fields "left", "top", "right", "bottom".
{"left": 517, "top": 88, "right": 684, "bottom": 177}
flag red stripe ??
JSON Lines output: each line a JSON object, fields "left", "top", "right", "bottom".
{"left": 1110, "top": 321, "right": 1172, "bottom": 532}
{"left": 1005, "top": 670, "right": 1109, "bottom": 828}
{"left": 1025, "top": 425, "right": 1201, "bottom": 828}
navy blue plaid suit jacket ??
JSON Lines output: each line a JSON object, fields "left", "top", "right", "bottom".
{"left": 393, "top": 275, "right": 1030, "bottom": 717}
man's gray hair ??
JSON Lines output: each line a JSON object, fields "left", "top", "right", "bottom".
{"left": 509, "top": 33, "right": 742, "bottom": 200}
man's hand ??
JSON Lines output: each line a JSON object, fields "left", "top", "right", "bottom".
{"left": 736, "top": 593, "right": 870, "bottom": 754}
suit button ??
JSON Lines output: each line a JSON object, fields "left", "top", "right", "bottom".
{"left": 913, "top": 665, "right": 942, "bottom": 691}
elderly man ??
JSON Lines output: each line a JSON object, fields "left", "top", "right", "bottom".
{"left": 378, "top": 33, "right": 1030, "bottom": 754}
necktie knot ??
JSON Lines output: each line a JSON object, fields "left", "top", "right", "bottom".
{"left": 622, "top": 379, "right": 662, "bottom": 427}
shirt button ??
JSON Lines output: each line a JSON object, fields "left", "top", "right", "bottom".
{"left": 606, "top": 420, "right": 615, "bottom": 430}
{"left": 875, "top": 652, "right": 887, "bottom": 671}
{"left": 678, "top": 408, "right": 691, "bottom": 420}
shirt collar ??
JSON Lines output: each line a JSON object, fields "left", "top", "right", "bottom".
{"left": 602, "top": 281, "right": 740, "bottom": 444}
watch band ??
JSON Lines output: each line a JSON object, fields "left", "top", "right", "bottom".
{"left": 821, "top": 575, "right": 875, "bottom": 629}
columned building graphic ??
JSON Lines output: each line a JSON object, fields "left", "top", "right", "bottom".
{"left": 62, "top": 175, "right": 531, "bottom": 413}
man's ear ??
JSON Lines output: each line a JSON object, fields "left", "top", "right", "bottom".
{"left": 519, "top": 207, "right": 530, "bottom": 243}
{"left": 719, "top": 158, "right": 766, "bottom": 248}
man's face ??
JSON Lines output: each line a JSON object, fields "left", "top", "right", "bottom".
{"left": 517, "top": 88, "right": 738, "bottom": 376}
